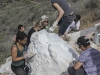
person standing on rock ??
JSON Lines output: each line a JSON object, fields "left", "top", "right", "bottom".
{"left": 11, "top": 32, "right": 34, "bottom": 75}
{"left": 49, "top": 0, "right": 75, "bottom": 40}
{"left": 68, "top": 36, "right": 100, "bottom": 75}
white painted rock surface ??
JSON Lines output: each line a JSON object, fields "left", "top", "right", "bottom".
{"left": 0, "top": 57, "right": 15, "bottom": 75}
{"left": 27, "top": 30, "right": 79, "bottom": 75}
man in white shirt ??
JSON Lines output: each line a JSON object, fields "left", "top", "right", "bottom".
{"left": 66, "top": 15, "right": 81, "bottom": 33}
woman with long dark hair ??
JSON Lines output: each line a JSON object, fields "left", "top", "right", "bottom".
{"left": 11, "top": 32, "right": 33, "bottom": 75}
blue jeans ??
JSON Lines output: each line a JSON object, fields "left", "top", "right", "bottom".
{"left": 59, "top": 15, "right": 75, "bottom": 35}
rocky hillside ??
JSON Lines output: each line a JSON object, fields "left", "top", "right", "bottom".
{"left": 0, "top": 0, "right": 100, "bottom": 64}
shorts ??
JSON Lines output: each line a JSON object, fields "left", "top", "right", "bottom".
{"left": 59, "top": 15, "right": 75, "bottom": 35}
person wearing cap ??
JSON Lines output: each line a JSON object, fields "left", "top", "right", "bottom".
{"left": 49, "top": 0, "right": 75, "bottom": 39}
{"left": 68, "top": 36, "right": 100, "bottom": 75}
{"left": 41, "top": 15, "right": 48, "bottom": 29}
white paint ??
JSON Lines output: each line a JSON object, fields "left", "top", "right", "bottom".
{"left": 0, "top": 30, "right": 79, "bottom": 75}
{"left": 28, "top": 30, "right": 79, "bottom": 75}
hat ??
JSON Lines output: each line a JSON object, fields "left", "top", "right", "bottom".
{"left": 41, "top": 15, "right": 48, "bottom": 22}
{"left": 77, "top": 36, "right": 90, "bottom": 46}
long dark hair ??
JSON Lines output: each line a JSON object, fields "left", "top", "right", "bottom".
{"left": 16, "top": 31, "right": 27, "bottom": 42}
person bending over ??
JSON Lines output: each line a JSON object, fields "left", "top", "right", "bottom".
{"left": 49, "top": 0, "right": 75, "bottom": 39}
{"left": 68, "top": 36, "right": 100, "bottom": 75}
{"left": 65, "top": 15, "right": 81, "bottom": 33}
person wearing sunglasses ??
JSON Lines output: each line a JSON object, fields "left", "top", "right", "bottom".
{"left": 68, "top": 36, "right": 100, "bottom": 75}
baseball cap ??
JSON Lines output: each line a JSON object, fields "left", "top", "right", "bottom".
{"left": 41, "top": 15, "right": 48, "bottom": 22}
{"left": 77, "top": 36, "right": 90, "bottom": 46}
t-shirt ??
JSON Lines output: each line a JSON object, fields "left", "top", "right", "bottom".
{"left": 66, "top": 20, "right": 80, "bottom": 33}
{"left": 51, "top": 0, "right": 73, "bottom": 16}
{"left": 26, "top": 27, "right": 36, "bottom": 46}
{"left": 75, "top": 20, "right": 80, "bottom": 30}
{"left": 78, "top": 48, "right": 100, "bottom": 75}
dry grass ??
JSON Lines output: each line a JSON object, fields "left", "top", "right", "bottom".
{"left": 0, "top": 0, "right": 100, "bottom": 65}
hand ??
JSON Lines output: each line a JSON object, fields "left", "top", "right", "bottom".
{"left": 23, "top": 52, "right": 35, "bottom": 59}
{"left": 49, "top": 27, "right": 55, "bottom": 32}
{"left": 52, "top": 20, "right": 58, "bottom": 28}
{"left": 23, "top": 51, "right": 27, "bottom": 54}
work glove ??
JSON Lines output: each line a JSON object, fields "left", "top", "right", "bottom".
{"left": 49, "top": 27, "right": 55, "bottom": 32}
{"left": 49, "top": 20, "right": 58, "bottom": 32}
{"left": 52, "top": 20, "right": 58, "bottom": 28}
{"left": 23, "top": 52, "right": 35, "bottom": 59}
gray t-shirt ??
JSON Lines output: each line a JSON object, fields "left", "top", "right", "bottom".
{"left": 78, "top": 48, "right": 100, "bottom": 75}
{"left": 51, "top": 0, "right": 73, "bottom": 16}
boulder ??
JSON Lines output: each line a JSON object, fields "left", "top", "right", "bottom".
{"left": 27, "top": 29, "right": 79, "bottom": 75}
{"left": 0, "top": 30, "right": 79, "bottom": 75}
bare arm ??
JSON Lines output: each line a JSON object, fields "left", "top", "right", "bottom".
{"left": 53, "top": 3, "right": 64, "bottom": 21}
{"left": 11, "top": 45, "right": 24, "bottom": 62}
{"left": 73, "top": 61, "right": 83, "bottom": 70}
